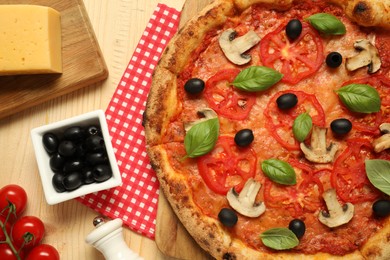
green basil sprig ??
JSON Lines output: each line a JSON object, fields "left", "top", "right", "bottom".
{"left": 261, "top": 159, "right": 296, "bottom": 185}
{"left": 305, "top": 13, "right": 346, "bottom": 35}
{"left": 260, "top": 228, "right": 299, "bottom": 250}
{"left": 184, "top": 118, "right": 219, "bottom": 158}
{"left": 232, "top": 66, "right": 283, "bottom": 92}
{"left": 293, "top": 113, "right": 312, "bottom": 142}
{"left": 365, "top": 159, "right": 390, "bottom": 196}
{"left": 336, "top": 84, "right": 381, "bottom": 113}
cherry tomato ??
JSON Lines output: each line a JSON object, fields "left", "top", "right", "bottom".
{"left": 0, "top": 185, "right": 27, "bottom": 221}
{"left": 260, "top": 22, "right": 324, "bottom": 84}
{"left": 0, "top": 244, "right": 24, "bottom": 260}
{"left": 11, "top": 216, "right": 45, "bottom": 250}
{"left": 0, "top": 215, "right": 11, "bottom": 241}
{"left": 26, "top": 244, "right": 60, "bottom": 260}
{"left": 331, "top": 138, "right": 381, "bottom": 203}
{"left": 264, "top": 90, "right": 325, "bottom": 150}
{"left": 204, "top": 69, "right": 256, "bottom": 120}
{"left": 263, "top": 158, "right": 324, "bottom": 218}
{"left": 197, "top": 136, "right": 257, "bottom": 195}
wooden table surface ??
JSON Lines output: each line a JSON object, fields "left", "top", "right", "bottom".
{"left": 1, "top": 0, "right": 185, "bottom": 259}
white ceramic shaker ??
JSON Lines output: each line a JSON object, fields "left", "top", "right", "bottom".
{"left": 86, "top": 216, "right": 143, "bottom": 260}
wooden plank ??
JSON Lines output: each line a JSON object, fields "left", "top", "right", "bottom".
{"left": 155, "top": 0, "right": 215, "bottom": 259}
{"left": 0, "top": 0, "right": 108, "bottom": 118}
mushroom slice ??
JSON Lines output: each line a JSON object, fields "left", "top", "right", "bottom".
{"left": 372, "top": 123, "right": 390, "bottom": 153}
{"left": 346, "top": 39, "right": 381, "bottom": 73}
{"left": 380, "top": 123, "right": 390, "bottom": 134}
{"left": 184, "top": 108, "right": 218, "bottom": 132}
{"left": 219, "top": 29, "right": 260, "bottom": 65}
{"left": 226, "top": 178, "right": 265, "bottom": 218}
{"left": 318, "top": 189, "right": 354, "bottom": 228}
{"left": 300, "top": 126, "right": 338, "bottom": 163}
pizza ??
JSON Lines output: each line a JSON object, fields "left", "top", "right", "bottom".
{"left": 144, "top": 0, "right": 390, "bottom": 259}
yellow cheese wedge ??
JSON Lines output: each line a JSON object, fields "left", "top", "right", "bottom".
{"left": 0, "top": 5, "right": 62, "bottom": 76}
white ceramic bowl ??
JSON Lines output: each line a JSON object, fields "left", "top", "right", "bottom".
{"left": 31, "top": 110, "right": 122, "bottom": 205}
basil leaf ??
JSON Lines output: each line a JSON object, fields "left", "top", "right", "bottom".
{"left": 366, "top": 159, "right": 390, "bottom": 196}
{"left": 260, "top": 228, "right": 299, "bottom": 250}
{"left": 305, "top": 13, "right": 346, "bottom": 35}
{"left": 184, "top": 118, "right": 219, "bottom": 158}
{"left": 293, "top": 113, "right": 312, "bottom": 142}
{"left": 232, "top": 66, "right": 283, "bottom": 92}
{"left": 261, "top": 159, "right": 296, "bottom": 185}
{"left": 336, "top": 84, "right": 381, "bottom": 113}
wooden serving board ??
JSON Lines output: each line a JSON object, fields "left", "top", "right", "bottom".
{"left": 155, "top": 0, "right": 215, "bottom": 259}
{"left": 0, "top": 0, "right": 108, "bottom": 119}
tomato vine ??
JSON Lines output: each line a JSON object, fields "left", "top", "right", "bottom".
{"left": 0, "top": 202, "right": 23, "bottom": 260}
{"left": 0, "top": 184, "right": 59, "bottom": 260}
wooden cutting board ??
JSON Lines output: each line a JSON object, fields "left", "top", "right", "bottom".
{"left": 155, "top": 0, "right": 215, "bottom": 259}
{"left": 0, "top": 0, "right": 108, "bottom": 119}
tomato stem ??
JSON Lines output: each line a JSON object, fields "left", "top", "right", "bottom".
{"left": 0, "top": 203, "right": 22, "bottom": 260}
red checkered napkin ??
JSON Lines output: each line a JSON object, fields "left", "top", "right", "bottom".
{"left": 77, "top": 3, "right": 181, "bottom": 239}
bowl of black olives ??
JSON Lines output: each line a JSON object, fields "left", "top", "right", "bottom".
{"left": 31, "top": 110, "right": 122, "bottom": 205}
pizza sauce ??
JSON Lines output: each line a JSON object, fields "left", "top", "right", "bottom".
{"left": 162, "top": 0, "right": 390, "bottom": 256}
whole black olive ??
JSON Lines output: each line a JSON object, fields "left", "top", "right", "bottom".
{"left": 49, "top": 153, "right": 67, "bottom": 173}
{"left": 373, "top": 200, "right": 390, "bottom": 218}
{"left": 58, "top": 140, "right": 77, "bottom": 157}
{"left": 81, "top": 167, "right": 95, "bottom": 184}
{"left": 86, "top": 125, "right": 101, "bottom": 137}
{"left": 64, "top": 126, "right": 85, "bottom": 141}
{"left": 326, "top": 52, "right": 343, "bottom": 68}
{"left": 85, "top": 152, "right": 108, "bottom": 165}
{"left": 288, "top": 219, "right": 306, "bottom": 239}
{"left": 184, "top": 78, "right": 205, "bottom": 94}
{"left": 63, "top": 159, "right": 84, "bottom": 173}
{"left": 93, "top": 164, "right": 113, "bottom": 182}
{"left": 330, "top": 118, "right": 352, "bottom": 135}
{"left": 234, "top": 129, "right": 254, "bottom": 147}
{"left": 42, "top": 133, "right": 59, "bottom": 154}
{"left": 75, "top": 142, "right": 88, "bottom": 158}
{"left": 62, "top": 172, "right": 83, "bottom": 191}
{"left": 52, "top": 173, "right": 66, "bottom": 193}
{"left": 276, "top": 93, "right": 298, "bottom": 110}
{"left": 44, "top": 124, "right": 112, "bottom": 193}
{"left": 286, "top": 19, "right": 302, "bottom": 40}
{"left": 218, "top": 208, "right": 238, "bottom": 227}
{"left": 86, "top": 135, "right": 105, "bottom": 152}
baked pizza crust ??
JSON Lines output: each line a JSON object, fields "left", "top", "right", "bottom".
{"left": 236, "top": 0, "right": 390, "bottom": 28}
{"left": 144, "top": 67, "right": 178, "bottom": 146}
{"left": 145, "top": 0, "right": 390, "bottom": 259}
{"left": 329, "top": 0, "right": 390, "bottom": 28}
{"left": 158, "top": 0, "right": 235, "bottom": 74}
{"left": 361, "top": 217, "right": 390, "bottom": 259}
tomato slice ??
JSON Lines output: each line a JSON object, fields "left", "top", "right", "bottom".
{"left": 197, "top": 136, "right": 257, "bottom": 195}
{"left": 376, "top": 30, "right": 390, "bottom": 71}
{"left": 331, "top": 138, "right": 381, "bottom": 203}
{"left": 204, "top": 69, "right": 256, "bottom": 120}
{"left": 264, "top": 90, "right": 326, "bottom": 150}
{"left": 260, "top": 23, "right": 324, "bottom": 85}
{"left": 263, "top": 159, "right": 324, "bottom": 218}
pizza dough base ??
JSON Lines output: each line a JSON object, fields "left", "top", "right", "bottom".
{"left": 145, "top": 0, "right": 390, "bottom": 259}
